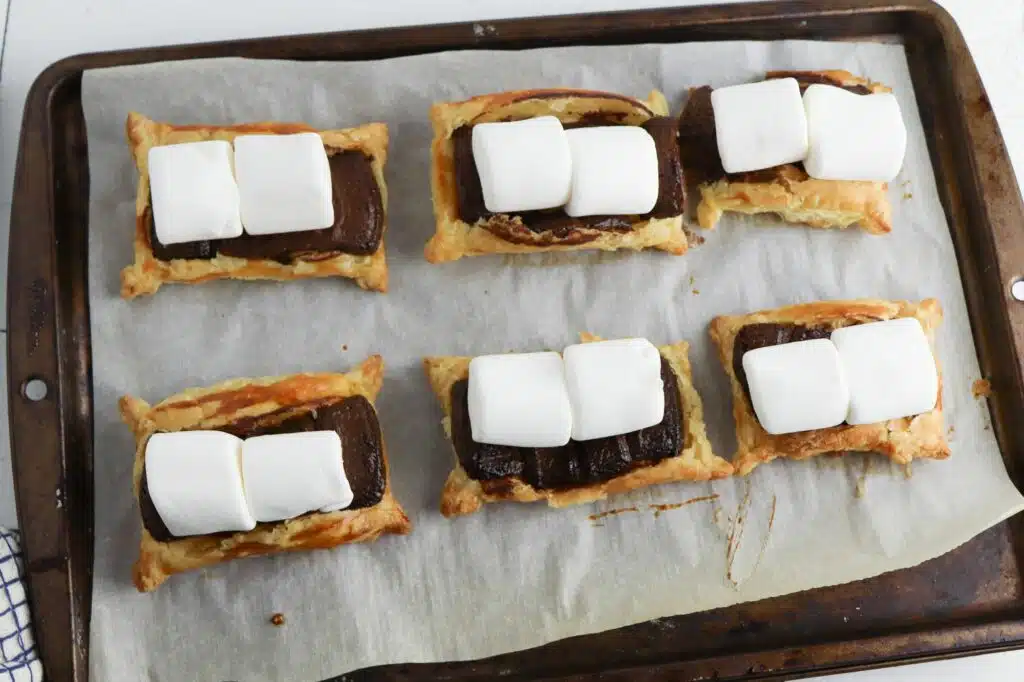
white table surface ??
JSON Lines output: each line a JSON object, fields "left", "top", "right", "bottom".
{"left": 2, "top": 0, "right": 1024, "bottom": 679}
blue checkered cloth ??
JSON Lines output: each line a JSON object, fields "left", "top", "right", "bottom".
{"left": 0, "top": 530, "right": 42, "bottom": 681}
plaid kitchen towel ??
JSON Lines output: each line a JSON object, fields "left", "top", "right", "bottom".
{"left": 0, "top": 530, "right": 42, "bottom": 681}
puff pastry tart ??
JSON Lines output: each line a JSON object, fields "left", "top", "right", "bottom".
{"left": 425, "top": 89, "right": 688, "bottom": 262}
{"left": 423, "top": 334, "right": 732, "bottom": 518}
{"left": 710, "top": 299, "right": 949, "bottom": 476}
{"left": 679, "top": 70, "right": 893, "bottom": 234}
{"left": 120, "top": 355, "right": 410, "bottom": 592}
{"left": 121, "top": 112, "right": 389, "bottom": 299}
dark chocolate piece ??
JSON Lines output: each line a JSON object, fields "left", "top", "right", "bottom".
{"left": 149, "top": 150, "right": 383, "bottom": 263}
{"left": 449, "top": 358, "right": 683, "bottom": 491}
{"left": 239, "top": 396, "right": 385, "bottom": 510}
{"left": 138, "top": 465, "right": 174, "bottom": 543}
{"left": 139, "top": 395, "right": 385, "bottom": 542}
{"left": 731, "top": 323, "right": 832, "bottom": 408}
{"left": 451, "top": 116, "right": 684, "bottom": 239}
{"left": 677, "top": 85, "right": 726, "bottom": 188}
{"left": 644, "top": 117, "right": 686, "bottom": 218}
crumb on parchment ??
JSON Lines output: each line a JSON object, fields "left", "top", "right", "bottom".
{"left": 972, "top": 378, "right": 992, "bottom": 399}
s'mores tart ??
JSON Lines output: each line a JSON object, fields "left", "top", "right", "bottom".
{"left": 424, "top": 334, "right": 732, "bottom": 517}
{"left": 120, "top": 355, "right": 410, "bottom": 591}
{"left": 121, "top": 113, "right": 389, "bottom": 298}
{"left": 425, "top": 89, "right": 688, "bottom": 262}
{"left": 679, "top": 70, "right": 904, "bottom": 234}
{"left": 709, "top": 299, "right": 949, "bottom": 476}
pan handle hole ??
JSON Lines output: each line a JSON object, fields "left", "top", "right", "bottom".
{"left": 1012, "top": 279, "right": 1024, "bottom": 302}
{"left": 22, "top": 378, "right": 48, "bottom": 402}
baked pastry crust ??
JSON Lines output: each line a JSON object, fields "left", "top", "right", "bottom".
{"left": 709, "top": 299, "right": 949, "bottom": 476}
{"left": 120, "top": 354, "right": 410, "bottom": 592}
{"left": 121, "top": 112, "right": 390, "bottom": 299}
{"left": 693, "top": 70, "right": 893, "bottom": 234}
{"left": 425, "top": 89, "right": 687, "bottom": 263}
{"left": 423, "top": 334, "right": 733, "bottom": 517}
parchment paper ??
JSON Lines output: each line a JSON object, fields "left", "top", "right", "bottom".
{"left": 82, "top": 41, "right": 1024, "bottom": 682}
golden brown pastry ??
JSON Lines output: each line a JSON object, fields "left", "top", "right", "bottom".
{"left": 121, "top": 112, "right": 389, "bottom": 299}
{"left": 120, "top": 354, "right": 410, "bottom": 592}
{"left": 425, "top": 89, "right": 688, "bottom": 263}
{"left": 680, "top": 70, "right": 893, "bottom": 234}
{"left": 423, "top": 334, "right": 733, "bottom": 517}
{"left": 709, "top": 299, "right": 949, "bottom": 476}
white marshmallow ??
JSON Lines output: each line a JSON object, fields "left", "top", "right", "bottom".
{"left": 803, "top": 84, "right": 907, "bottom": 182}
{"left": 468, "top": 352, "right": 573, "bottom": 448}
{"left": 148, "top": 141, "right": 243, "bottom": 245}
{"left": 234, "top": 132, "right": 334, "bottom": 236}
{"left": 144, "top": 431, "right": 255, "bottom": 537}
{"left": 241, "top": 431, "right": 352, "bottom": 522}
{"left": 831, "top": 318, "right": 938, "bottom": 425}
{"left": 564, "top": 127, "right": 659, "bottom": 217}
{"left": 563, "top": 338, "right": 665, "bottom": 441}
{"left": 742, "top": 339, "right": 849, "bottom": 435}
{"left": 711, "top": 77, "right": 809, "bottom": 174}
{"left": 471, "top": 116, "right": 572, "bottom": 213}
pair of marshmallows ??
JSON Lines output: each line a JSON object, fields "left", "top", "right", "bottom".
{"left": 144, "top": 429, "right": 353, "bottom": 537}
{"left": 471, "top": 116, "right": 660, "bottom": 218}
{"left": 711, "top": 77, "right": 907, "bottom": 182}
{"left": 148, "top": 132, "right": 335, "bottom": 246}
{"left": 467, "top": 338, "right": 665, "bottom": 447}
{"left": 742, "top": 318, "right": 938, "bottom": 435}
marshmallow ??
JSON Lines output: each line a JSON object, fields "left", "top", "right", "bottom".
{"left": 148, "top": 140, "right": 243, "bottom": 245}
{"left": 234, "top": 132, "right": 334, "bottom": 236}
{"left": 241, "top": 431, "right": 352, "bottom": 522}
{"left": 563, "top": 338, "right": 665, "bottom": 441}
{"left": 831, "top": 318, "right": 938, "bottom": 425}
{"left": 711, "top": 77, "right": 809, "bottom": 174}
{"left": 144, "top": 431, "right": 255, "bottom": 537}
{"left": 803, "top": 84, "right": 907, "bottom": 182}
{"left": 564, "top": 127, "right": 659, "bottom": 217}
{"left": 471, "top": 116, "right": 572, "bottom": 213}
{"left": 468, "top": 352, "right": 573, "bottom": 448}
{"left": 742, "top": 339, "right": 849, "bottom": 435}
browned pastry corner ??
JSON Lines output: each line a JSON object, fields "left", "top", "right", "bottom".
{"left": 709, "top": 299, "right": 949, "bottom": 476}
{"left": 121, "top": 112, "right": 390, "bottom": 299}
{"left": 425, "top": 88, "right": 688, "bottom": 263}
{"left": 423, "top": 334, "right": 732, "bottom": 518}
{"left": 680, "top": 70, "right": 893, "bottom": 234}
{"left": 120, "top": 354, "right": 410, "bottom": 592}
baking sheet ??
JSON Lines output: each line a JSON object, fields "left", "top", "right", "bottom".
{"left": 81, "top": 41, "right": 1024, "bottom": 682}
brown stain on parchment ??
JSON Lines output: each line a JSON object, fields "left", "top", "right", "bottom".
{"left": 726, "top": 485, "right": 778, "bottom": 587}
{"left": 855, "top": 457, "right": 873, "bottom": 499}
{"left": 588, "top": 506, "right": 640, "bottom": 523}
{"left": 649, "top": 493, "right": 719, "bottom": 518}
{"left": 725, "top": 483, "right": 753, "bottom": 586}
